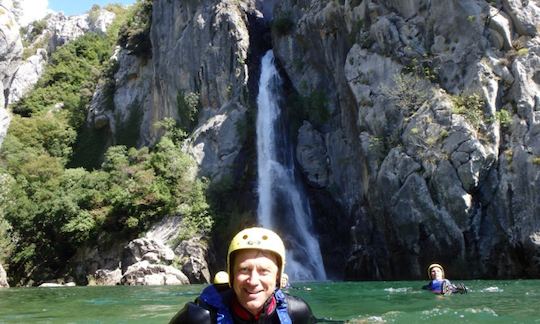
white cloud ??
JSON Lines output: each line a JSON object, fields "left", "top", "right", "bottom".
{"left": 15, "top": 0, "right": 51, "bottom": 26}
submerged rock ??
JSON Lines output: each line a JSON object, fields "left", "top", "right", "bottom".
{"left": 39, "top": 282, "right": 76, "bottom": 288}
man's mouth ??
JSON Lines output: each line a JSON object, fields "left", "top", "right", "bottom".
{"left": 244, "top": 288, "right": 263, "bottom": 296}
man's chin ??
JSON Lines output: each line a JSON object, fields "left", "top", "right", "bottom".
{"left": 244, "top": 301, "right": 264, "bottom": 314}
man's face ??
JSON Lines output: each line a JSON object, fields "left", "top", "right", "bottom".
{"left": 232, "top": 249, "right": 279, "bottom": 315}
{"left": 430, "top": 266, "right": 443, "bottom": 280}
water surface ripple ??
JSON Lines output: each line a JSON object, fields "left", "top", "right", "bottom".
{"left": 1, "top": 280, "right": 539, "bottom": 323}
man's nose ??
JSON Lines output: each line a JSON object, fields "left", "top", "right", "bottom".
{"left": 246, "top": 269, "right": 260, "bottom": 284}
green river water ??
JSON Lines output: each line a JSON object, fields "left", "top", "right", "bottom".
{"left": 1, "top": 280, "right": 539, "bottom": 323}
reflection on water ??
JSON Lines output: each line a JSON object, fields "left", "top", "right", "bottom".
{"left": 1, "top": 281, "right": 539, "bottom": 323}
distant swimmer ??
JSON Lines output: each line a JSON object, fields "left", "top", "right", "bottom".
{"left": 281, "top": 273, "right": 291, "bottom": 289}
{"left": 422, "top": 263, "right": 467, "bottom": 295}
{"left": 213, "top": 270, "right": 229, "bottom": 292}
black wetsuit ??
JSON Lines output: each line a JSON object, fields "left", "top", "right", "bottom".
{"left": 169, "top": 286, "right": 316, "bottom": 324}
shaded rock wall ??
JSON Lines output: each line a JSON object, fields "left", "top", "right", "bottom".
{"left": 271, "top": 0, "right": 540, "bottom": 279}
{"left": 90, "top": 0, "right": 540, "bottom": 280}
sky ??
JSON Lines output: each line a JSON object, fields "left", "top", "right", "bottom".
{"left": 17, "top": 0, "right": 136, "bottom": 26}
{"left": 48, "top": 0, "right": 137, "bottom": 16}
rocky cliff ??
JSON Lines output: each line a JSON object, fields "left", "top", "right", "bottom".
{"left": 89, "top": 0, "right": 257, "bottom": 183}
{"left": 98, "top": 0, "right": 540, "bottom": 280}
{"left": 270, "top": 0, "right": 540, "bottom": 279}
{"left": 0, "top": 0, "right": 22, "bottom": 147}
{"left": 8, "top": 9, "right": 116, "bottom": 103}
{"left": 0, "top": 6, "right": 117, "bottom": 147}
{"left": 5, "top": 0, "right": 536, "bottom": 282}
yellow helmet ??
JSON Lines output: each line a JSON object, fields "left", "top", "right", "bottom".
{"left": 213, "top": 271, "right": 229, "bottom": 285}
{"left": 227, "top": 227, "right": 286, "bottom": 287}
{"left": 427, "top": 263, "right": 445, "bottom": 278}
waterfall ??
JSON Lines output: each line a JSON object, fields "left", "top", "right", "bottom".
{"left": 256, "top": 50, "right": 326, "bottom": 281}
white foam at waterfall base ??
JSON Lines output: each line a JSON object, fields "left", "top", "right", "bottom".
{"left": 256, "top": 50, "right": 326, "bottom": 281}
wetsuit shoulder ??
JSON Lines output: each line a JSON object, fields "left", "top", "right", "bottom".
{"left": 168, "top": 301, "right": 213, "bottom": 324}
{"left": 285, "top": 294, "right": 316, "bottom": 324}
{"left": 169, "top": 286, "right": 234, "bottom": 324}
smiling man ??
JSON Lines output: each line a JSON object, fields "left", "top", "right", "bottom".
{"left": 169, "top": 227, "right": 316, "bottom": 323}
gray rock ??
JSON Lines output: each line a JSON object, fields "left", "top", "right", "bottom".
{"left": 139, "top": 0, "right": 253, "bottom": 182}
{"left": 46, "top": 10, "right": 116, "bottom": 53}
{"left": 0, "top": 105, "right": 10, "bottom": 148}
{"left": 174, "top": 237, "right": 210, "bottom": 284}
{"left": 88, "top": 9, "right": 116, "bottom": 34}
{"left": 486, "top": 6, "right": 514, "bottom": 50}
{"left": 39, "top": 283, "right": 64, "bottom": 287}
{"left": 8, "top": 49, "right": 47, "bottom": 103}
{"left": 185, "top": 102, "right": 246, "bottom": 183}
{"left": 38, "top": 282, "right": 76, "bottom": 287}
{"left": 92, "top": 269, "right": 122, "bottom": 286}
{"left": 121, "top": 260, "right": 189, "bottom": 286}
{"left": 296, "top": 121, "right": 329, "bottom": 188}
{"left": 122, "top": 238, "right": 175, "bottom": 272}
{"left": 0, "top": 0, "right": 23, "bottom": 147}
{"left": 502, "top": 0, "right": 540, "bottom": 36}
{"left": 70, "top": 240, "right": 124, "bottom": 285}
{"left": 0, "top": 263, "right": 8, "bottom": 288}
{"left": 145, "top": 216, "right": 183, "bottom": 244}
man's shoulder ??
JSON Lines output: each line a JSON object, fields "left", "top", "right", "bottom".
{"left": 284, "top": 294, "right": 316, "bottom": 324}
{"left": 168, "top": 301, "right": 212, "bottom": 324}
{"left": 169, "top": 286, "right": 234, "bottom": 324}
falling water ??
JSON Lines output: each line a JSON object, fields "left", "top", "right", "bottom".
{"left": 256, "top": 50, "right": 326, "bottom": 281}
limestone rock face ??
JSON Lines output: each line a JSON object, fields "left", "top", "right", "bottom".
{"left": 121, "top": 260, "right": 189, "bottom": 286}
{"left": 296, "top": 121, "right": 329, "bottom": 188}
{"left": 71, "top": 240, "right": 124, "bottom": 285}
{"left": 101, "top": 0, "right": 256, "bottom": 183}
{"left": 0, "top": 105, "right": 10, "bottom": 148}
{"left": 7, "top": 49, "right": 46, "bottom": 103}
{"left": 0, "top": 0, "right": 23, "bottom": 147}
{"left": 87, "top": 46, "right": 153, "bottom": 147}
{"left": 92, "top": 269, "right": 122, "bottom": 286}
{"left": 122, "top": 238, "right": 176, "bottom": 272}
{"left": 71, "top": 217, "right": 210, "bottom": 286}
{"left": 271, "top": 0, "right": 540, "bottom": 279}
{"left": 46, "top": 10, "right": 115, "bottom": 53}
{"left": 21, "top": 0, "right": 539, "bottom": 282}
{"left": 503, "top": 0, "right": 540, "bottom": 36}
{"left": 120, "top": 237, "right": 178, "bottom": 286}
{"left": 0, "top": 263, "right": 8, "bottom": 288}
{"left": 174, "top": 237, "right": 210, "bottom": 284}
{"left": 7, "top": 9, "right": 117, "bottom": 108}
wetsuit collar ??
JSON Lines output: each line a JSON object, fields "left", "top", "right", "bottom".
{"left": 231, "top": 294, "right": 277, "bottom": 321}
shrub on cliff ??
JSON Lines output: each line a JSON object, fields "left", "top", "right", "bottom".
{"left": 118, "top": 0, "right": 152, "bottom": 58}
{"left": 0, "top": 126, "right": 211, "bottom": 284}
{"left": 11, "top": 32, "right": 111, "bottom": 121}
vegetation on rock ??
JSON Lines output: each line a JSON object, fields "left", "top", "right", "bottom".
{"left": 0, "top": 1, "right": 212, "bottom": 285}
